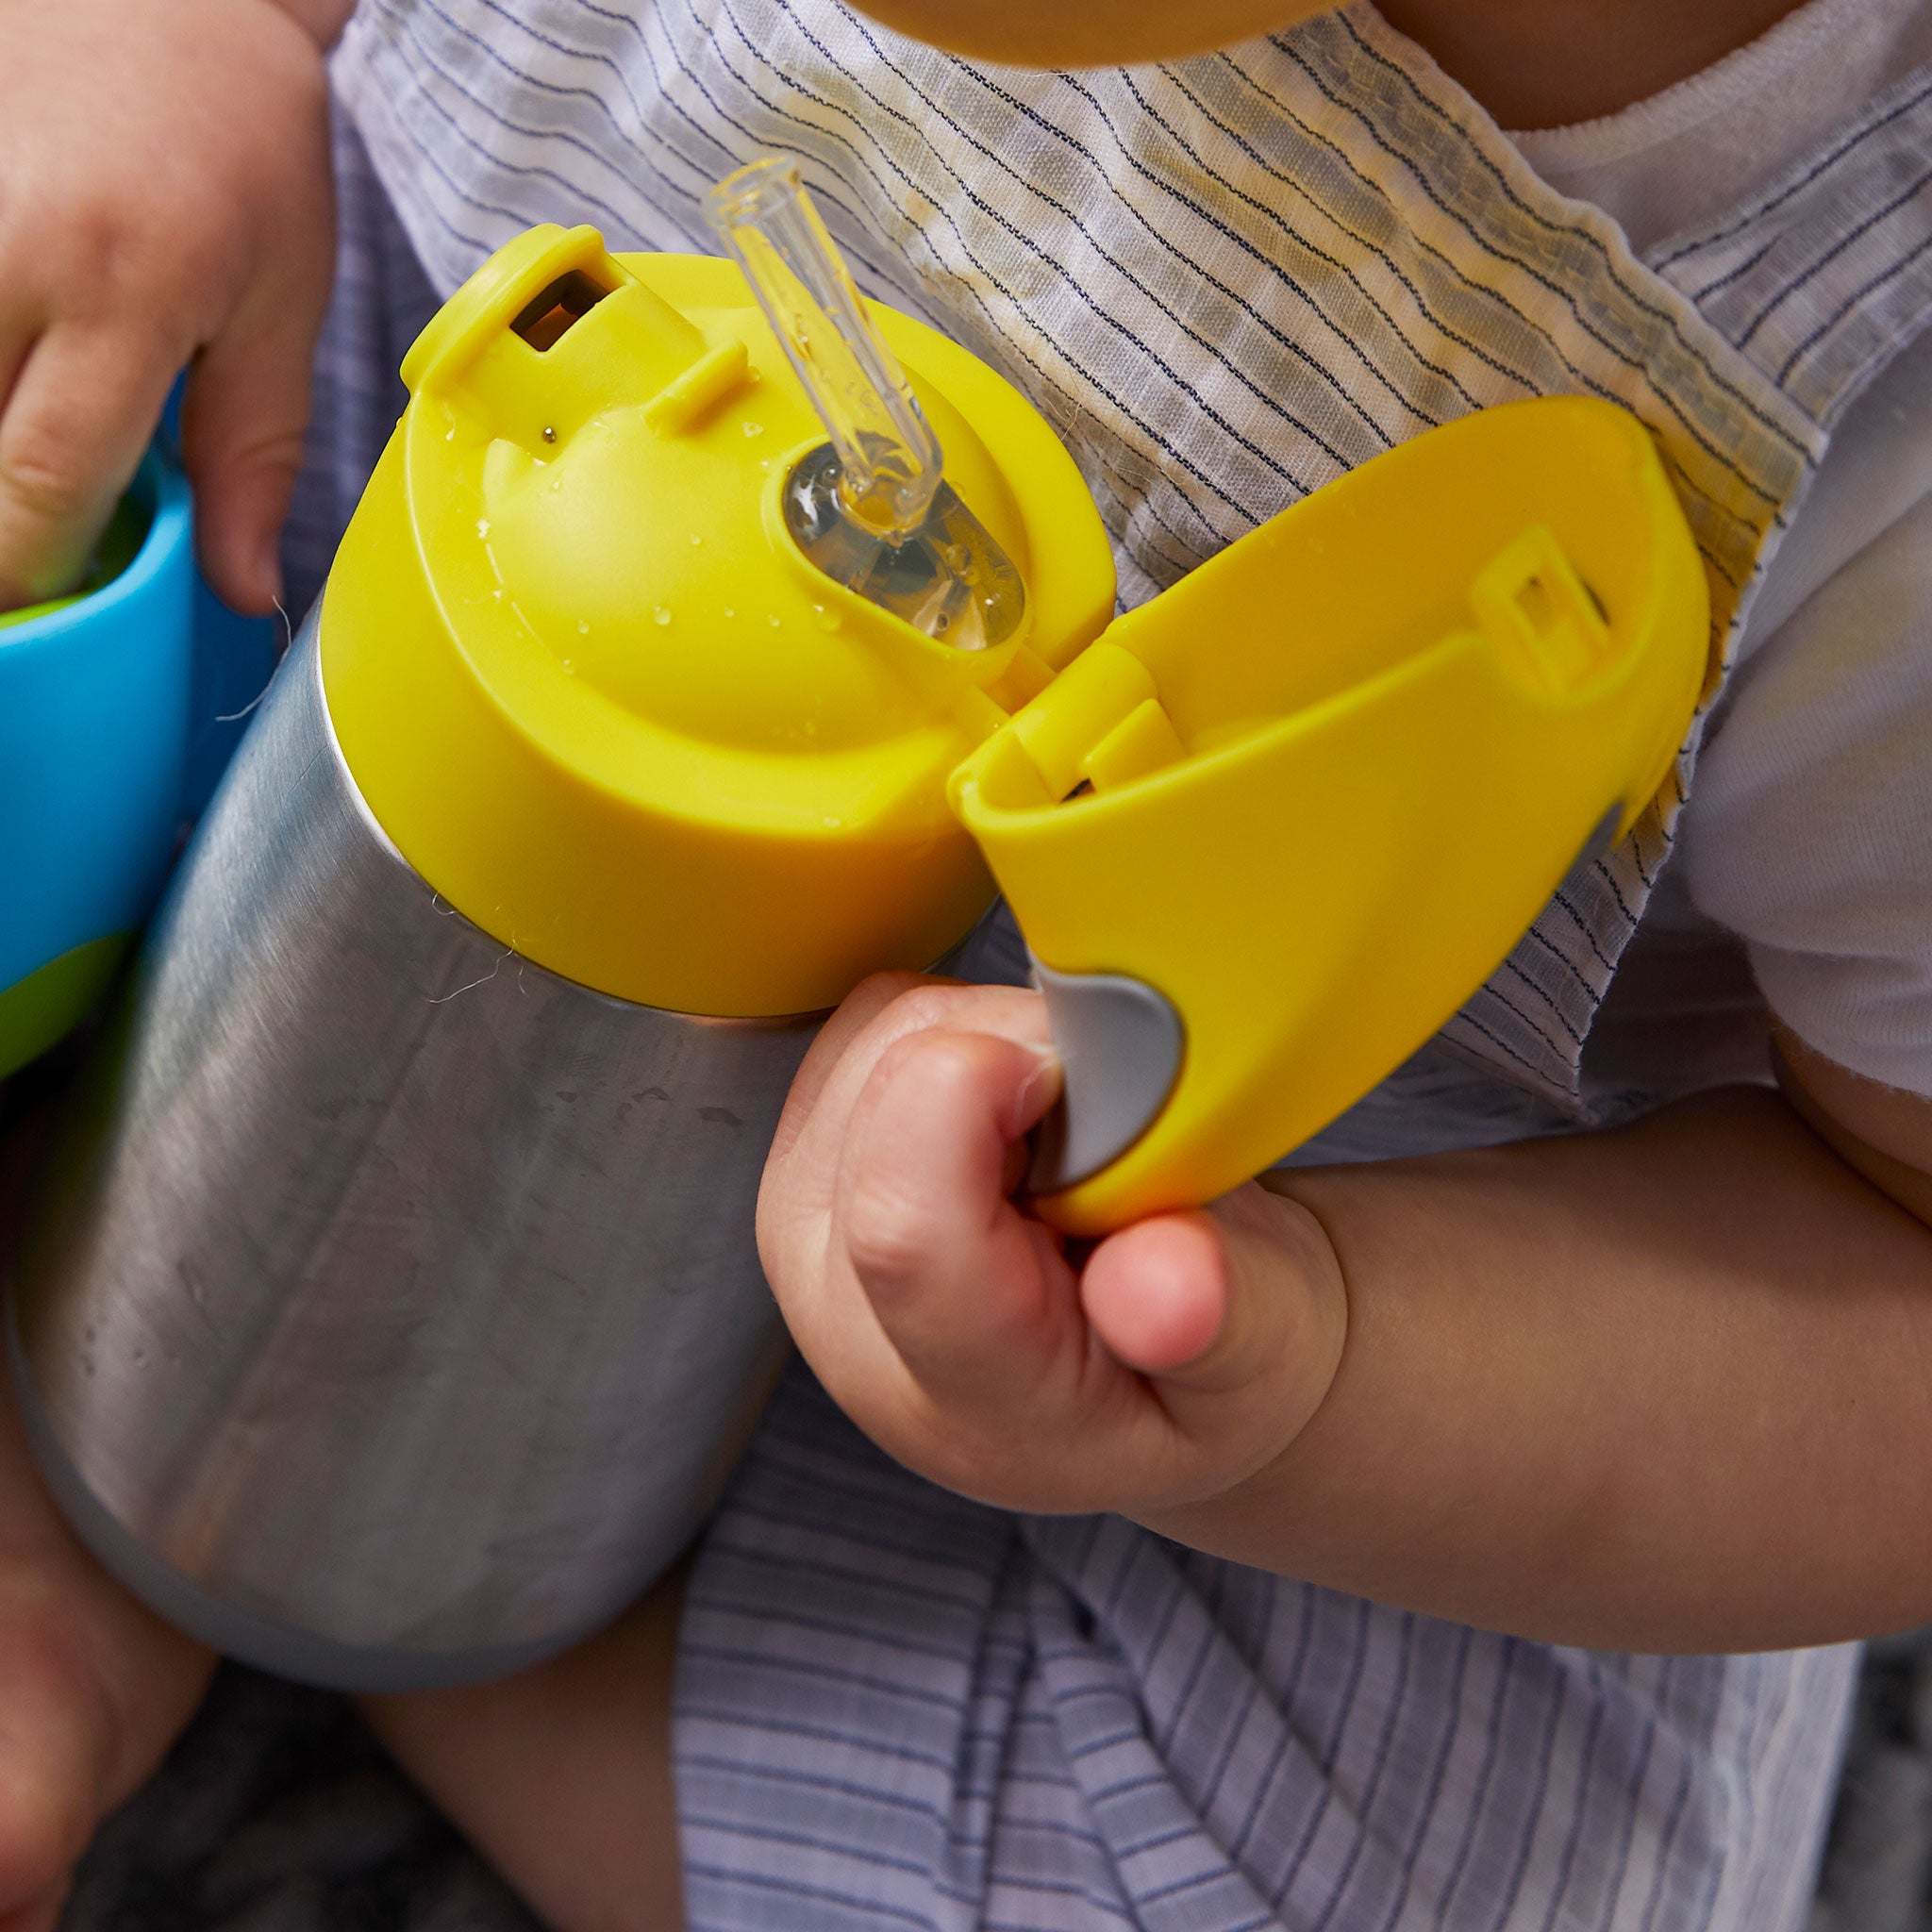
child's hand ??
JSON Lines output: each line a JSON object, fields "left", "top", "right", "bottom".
{"left": 0, "top": 0, "right": 337, "bottom": 614}
{"left": 757, "top": 975, "right": 1349, "bottom": 1519}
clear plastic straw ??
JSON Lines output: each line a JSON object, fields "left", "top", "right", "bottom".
{"left": 704, "top": 158, "right": 1026, "bottom": 652}
{"left": 705, "top": 157, "right": 942, "bottom": 539}
{"left": 699, "top": 154, "right": 1027, "bottom": 653}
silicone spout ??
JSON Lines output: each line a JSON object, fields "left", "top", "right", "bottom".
{"left": 704, "top": 158, "right": 1027, "bottom": 653}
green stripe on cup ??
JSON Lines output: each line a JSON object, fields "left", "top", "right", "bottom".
{"left": 0, "top": 497, "right": 150, "bottom": 632}
{"left": 0, "top": 937, "right": 128, "bottom": 1080}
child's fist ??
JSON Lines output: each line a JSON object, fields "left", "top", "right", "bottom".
{"left": 0, "top": 0, "right": 338, "bottom": 614}
{"left": 757, "top": 975, "right": 1349, "bottom": 1520}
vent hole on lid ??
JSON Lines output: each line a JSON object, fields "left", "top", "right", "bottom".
{"left": 1516, "top": 574, "right": 1557, "bottom": 632}
{"left": 513, "top": 270, "right": 610, "bottom": 352}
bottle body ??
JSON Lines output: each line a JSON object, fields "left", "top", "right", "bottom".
{"left": 8, "top": 608, "right": 809, "bottom": 1690}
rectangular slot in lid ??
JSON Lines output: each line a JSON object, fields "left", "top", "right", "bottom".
{"left": 512, "top": 270, "right": 611, "bottom": 352}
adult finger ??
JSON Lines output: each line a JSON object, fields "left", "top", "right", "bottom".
{"left": 0, "top": 314, "right": 42, "bottom": 453}
{"left": 0, "top": 322, "right": 176, "bottom": 610}
{"left": 178, "top": 235, "right": 332, "bottom": 614}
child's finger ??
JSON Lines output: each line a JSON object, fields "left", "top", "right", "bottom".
{"left": 765, "top": 971, "right": 933, "bottom": 1170}
{"left": 760, "top": 983, "right": 1058, "bottom": 1407}
{"left": 0, "top": 323, "right": 177, "bottom": 610}
{"left": 835, "top": 1025, "right": 1068, "bottom": 1399}
{"left": 766, "top": 980, "right": 1052, "bottom": 1202}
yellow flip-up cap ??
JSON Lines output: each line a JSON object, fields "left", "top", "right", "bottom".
{"left": 951, "top": 396, "right": 1711, "bottom": 1235}
{"left": 320, "top": 226, "right": 1115, "bottom": 1015}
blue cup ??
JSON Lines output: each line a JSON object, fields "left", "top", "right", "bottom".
{"left": 0, "top": 449, "right": 196, "bottom": 1079}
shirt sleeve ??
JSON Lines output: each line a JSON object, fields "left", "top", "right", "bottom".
{"left": 1679, "top": 483, "right": 1932, "bottom": 1095}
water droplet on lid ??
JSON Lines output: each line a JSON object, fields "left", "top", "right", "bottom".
{"left": 768, "top": 614, "right": 781, "bottom": 628}
{"left": 803, "top": 719, "right": 818, "bottom": 736}
{"left": 742, "top": 421, "right": 765, "bottom": 438}
{"left": 691, "top": 533, "right": 705, "bottom": 547}
{"left": 822, "top": 816, "right": 843, "bottom": 828}
{"left": 445, "top": 426, "right": 456, "bottom": 441}
{"left": 577, "top": 619, "right": 590, "bottom": 635}
{"left": 491, "top": 587, "right": 504, "bottom": 601}
{"left": 476, "top": 518, "right": 491, "bottom": 539}
{"left": 723, "top": 607, "right": 735, "bottom": 619}
{"left": 654, "top": 607, "right": 673, "bottom": 626}
{"left": 562, "top": 658, "right": 575, "bottom": 674}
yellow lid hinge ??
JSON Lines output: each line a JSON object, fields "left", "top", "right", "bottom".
{"left": 1010, "top": 641, "right": 1174, "bottom": 800}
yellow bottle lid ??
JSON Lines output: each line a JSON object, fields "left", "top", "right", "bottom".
{"left": 320, "top": 225, "right": 1116, "bottom": 1016}
{"left": 952, "top": 396, "right": 1710, "bottom": 1233}
{"left": 323, "top": 225, "right": 1708, "bottom": 1234}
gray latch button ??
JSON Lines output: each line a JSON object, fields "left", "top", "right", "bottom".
{"left": 1026, "top": 958, "right": 1185, "bottom": 1195}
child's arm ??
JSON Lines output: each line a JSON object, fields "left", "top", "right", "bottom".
{"left": 0, "top": 0, "right": 352, "bottom": 614}
{"left": 758, "top": 975, "right": 1932, "bottom": 1656}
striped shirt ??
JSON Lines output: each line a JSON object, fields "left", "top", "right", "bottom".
{"left": 293, "top": 3, "right": 1932, "bottom": 1924}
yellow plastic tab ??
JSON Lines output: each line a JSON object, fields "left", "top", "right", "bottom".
{"left": 322, "top": 227, "right": 1116, "bottom": 1016}
{"left": 952, "top": 396, "right": 1710, "bottom": 1234}
{"left": 1083, "top": 697, "right": 1186, "bottom": 793}
{"left": 1469, "top": 525, "right": 1616, "bottom": 693}
{"left": 1009, "top": 641, "right": 1156, "bottom": 802}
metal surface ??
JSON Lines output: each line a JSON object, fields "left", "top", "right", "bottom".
{"left": 9, "top": 610, "right": 813, "bottom": 1680}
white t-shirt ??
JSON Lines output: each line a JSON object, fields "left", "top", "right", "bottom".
{"left": 1513, "top": 0, "right": 1932, "bottom": 1096}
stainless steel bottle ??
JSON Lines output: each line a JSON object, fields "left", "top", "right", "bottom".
{"left": 6, "top": 189, "right": 1116, "bottom": 1690}
{"left": 10, "top": 613, "right": 808, "bottom": 1689}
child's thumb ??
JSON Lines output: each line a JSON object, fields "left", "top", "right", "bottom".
{"left": 1085, "top": 1185, "right": 1348, "bottom": 1479}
